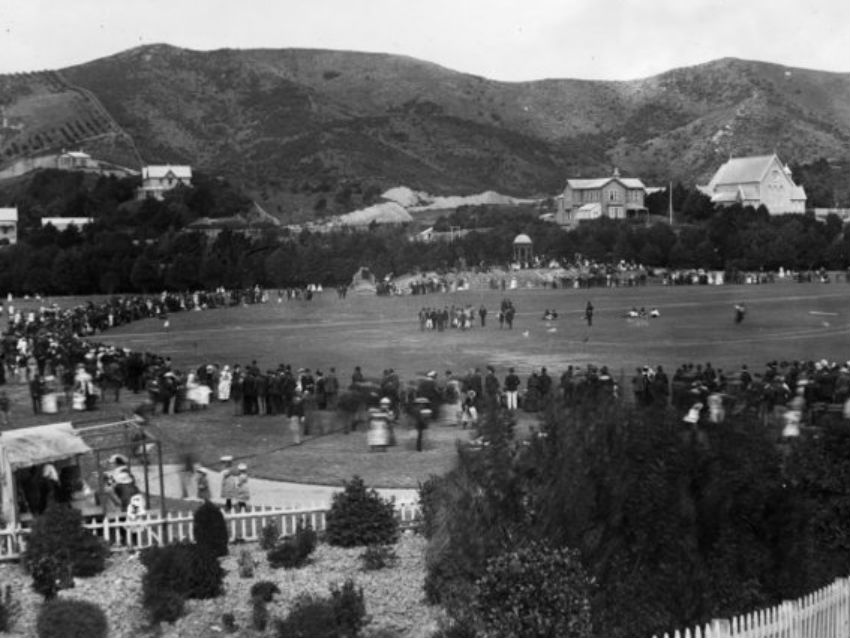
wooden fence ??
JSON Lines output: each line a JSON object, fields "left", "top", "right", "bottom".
{"left": 0, "top": 500, "right": 421, "bottom": 560}
{"left": 654, "top": 576, "right": 850, "bottom": 638}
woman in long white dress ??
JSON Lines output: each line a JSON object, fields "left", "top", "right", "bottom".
{"left": 218, "top": 365, "right": 233, "bottom": 401}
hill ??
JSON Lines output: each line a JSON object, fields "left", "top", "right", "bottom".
{"left": 2, "top": 45, "right": 850, "bottom": 218}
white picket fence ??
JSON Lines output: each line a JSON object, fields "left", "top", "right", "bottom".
{"left": 0, "top": 500, "right": 421, "bottom": 560}
{"left": 654, "top": 576, "right": 850, "bottom": 638}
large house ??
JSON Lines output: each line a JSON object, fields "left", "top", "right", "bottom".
{"left": 555, "top": 169, "right": 647, "bottom": 224}
{"left": 137, "top": 165, "right": 192, "bottom": 200}
{"left": 41, "top": 217, "right": 93, "bottom": 232}
{"left": 0, "top": 208, "right": 18, "bottom": 245}
{"left": 698, "top": 154, "right": 806, "bottom": 214}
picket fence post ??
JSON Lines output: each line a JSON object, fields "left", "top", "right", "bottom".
{"left": 709, "top": 618, "right": 730, "bottom": 638}
{"left": 782, "top": 599, "right": 801, "bottom": 638}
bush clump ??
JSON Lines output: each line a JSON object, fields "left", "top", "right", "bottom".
{"left": 193, "top": 500, "right": 229, "bottom": 557}
{"left": 250, "top": 580, "right": 281, "bottom": 603}
{"left": 0, "top": 585, "right": 18, "bottom": 632}
{"left": 325, "top": 475, "right": 399, "bottom": 547}
{"left": 475, "top": 543, "right": 592, "bottom": 638}
{"left": 418, "top": 474, "right": 443, "bottom": 539}
{"left": 237, "top": 548, "right": 255, "bottom": 578}
{"left": 259, "top": 521, "right": 280, "bottom": 551}
{"left": 360, "top": 544, "right": 398, "bottom": 571}
{"left": 274, "top": 578, "right": 367, "bottom": 638}
{"left": 140, "top": 542, "right": 224, "bottom": 623}
{"left": 24, "top": 503, "right": 109, "bottom": 592}
{"left": 36, "top": 598, "right": 108, "bottom": 638}
{"left": 267, "top": 519, "right": 317, "bottom": 569}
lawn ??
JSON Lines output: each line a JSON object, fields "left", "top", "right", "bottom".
{"left": 4, "top": 279, "right": 849, "bottom": 487}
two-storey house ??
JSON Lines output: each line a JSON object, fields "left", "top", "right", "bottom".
{"left": 137, "top": 165, "right": 193, "bottom": 200}
{"left": 556, "top": 169, "right": 647, "bottom": 224}
{"left": 0, "top": 208, "right": 18, "bottom": 245}
{"left": 698, "top": 154, "right": 806, "bottom": 214}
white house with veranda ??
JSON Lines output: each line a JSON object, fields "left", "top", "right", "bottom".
{"left": 137, "top": 165, "right": 193, "bottom": 201}
{"left": 698, "top": 154, "right": 806, "bottom": 214}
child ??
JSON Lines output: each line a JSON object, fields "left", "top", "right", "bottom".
{"left": 235, "top": 463, "right": 250, "bottom": 512}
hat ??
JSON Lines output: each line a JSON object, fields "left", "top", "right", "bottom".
{"left": 237, "top": 463, "right": 247, "bottom": 471}
{"left": 220, "top": 455, "right": 234, "bottom": 463}
{"left": 109, "top": 454, "right": 128, "bottom": 465}
{"left": 196, "top": 467, "right": 207, "bottom": 474}
{"left": 414, "top": 397, "right": 430, "bottom": 404}
{"left": 380, "top": 397, "right": 392, "bottom": 406}
{"left": 427, "top": 370, "right": 437, "bottom": 378}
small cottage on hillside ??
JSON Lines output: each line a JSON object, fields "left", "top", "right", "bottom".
{"left": 0, "top": 207, "right": 18, "bottom": 245}
{"left": 556, "top": 169, "right": 647, "bottom": 224}
{"left": 698, "top": 154, "right": 806, "bottom": 214}
{"left": 137, "top": 165, "right": 193, "bottom": 200}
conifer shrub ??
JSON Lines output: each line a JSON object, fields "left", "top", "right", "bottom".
{"left": 474, "top": 542, "right": 592, "bottom": 638}
{"left": 418, "top": 474, "right": 443, "bottom": 539}
{"left": 237, "top": 548, "right": 254, "bottom": 578}
{"left": 250, "top": 580, "right": 281, "bottom": 603}
{"left": 325, "top": 475, "right": 399, "bottom": 547}
{"left": 267, "top": 519, "right": 316, "bottom": 569}
{"left": 140, "top": 542, "right": 224, "bottom": 623}
{"left": 36, "top": 598, "right": 108, "bottom": 638}
{"left": 274, "top": 578, "right": 367, "bottom": 638}
{"left": 193, "top": 500, "right": 229, "bottom": 557}
{"left": 222, "top": 612, "right": 237, "bottom": 633}
{"left": 259, "top": 520, "right": 280, "bottom": 550}
{"left": 24, "top": 503, "right": 109, "bottom": 584}
{"left": 252, "top": 598, "right": 269, "bottom": 631}
{"left": 360, "top": 544, "right": 398, "bottom": 571}
{"left": 0, "top": 584, "right": 18, "bottom": 632}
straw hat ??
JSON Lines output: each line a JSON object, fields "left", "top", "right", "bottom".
{"left": 237, "top": 463, "right": 247, "bottom": 471}
{"left": 220, "top": 455, "right": 234, "bottom": 463}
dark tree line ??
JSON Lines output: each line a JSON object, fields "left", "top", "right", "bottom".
{"left": 2, "top": 168, "right": 850, "bottom": 295}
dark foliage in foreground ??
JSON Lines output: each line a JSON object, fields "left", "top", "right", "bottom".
{"left": 426, "top": 399, "right": 850, "bottom": 637}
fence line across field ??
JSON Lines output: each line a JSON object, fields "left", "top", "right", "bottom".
{"left": 654, "top": 576, "right": 850, "bottom": 638}
{"left": 0, "top": 499, "right": 421, "bottom": 559}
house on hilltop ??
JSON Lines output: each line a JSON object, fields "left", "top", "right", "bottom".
{"left": 41, "top": 217, "right": 93, "bottom": 232}
{"left": 137, "top": 165, "right": 192, "bottom": 200}
{"left": 0, "top": 208, "right": 18, "bottom": 245}
{"left": 698, "top": 154, "right": 806, "bottom": 214}
{"left": 555, "top": 168, "right": 647, "bottom": 224}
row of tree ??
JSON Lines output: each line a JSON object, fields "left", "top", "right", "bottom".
{"left": 1, "top": 166, "right": 850, "bottom": 295}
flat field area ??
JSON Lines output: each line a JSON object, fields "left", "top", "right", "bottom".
{"left": 101, "top": 280, "right": 850, "bottom": 381}
{"left": 7, "top": 280, "right": 850, "bottom": 488}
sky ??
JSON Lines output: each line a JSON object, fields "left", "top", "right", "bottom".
{"left": 2, "top": 0, "right": 849, "bottom": 81}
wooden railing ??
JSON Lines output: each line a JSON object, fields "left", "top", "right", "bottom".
{"left": 654, "top": 577, "right": 850, "bottom": 638}
{"left": 0, "top": 500, "right": 421, "bottom": 560}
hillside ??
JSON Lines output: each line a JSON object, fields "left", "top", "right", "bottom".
{"left": 3, "top": 45, "right": 850, "bottom": 218}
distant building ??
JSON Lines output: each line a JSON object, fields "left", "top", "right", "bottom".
{"left": 556, "top": 168, "right": 647, "bottom": 224}
{"left": 137, "top": 165, "right": 192, "bottom": 200}
{"left": 698, "top": 153, "right": 806, "bottom": 214}
{"left": 56, "top": 150, "right": 99, "bottom": 171}
{"left": 0, "top": 207, "right": 18, "bottom": 245}
{"left": 41, "top": 217, "right": 93, "bottom": 232}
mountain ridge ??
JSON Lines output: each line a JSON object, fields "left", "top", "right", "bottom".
{"left": 2, "top": 44, "right": 849, "bottom": 218}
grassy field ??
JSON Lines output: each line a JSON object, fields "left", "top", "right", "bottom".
{"left": 5, "top": 280, "right": 850, "bottom": 487}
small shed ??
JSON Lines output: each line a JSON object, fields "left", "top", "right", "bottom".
{"left": 513, "top": 233, "right": 533, "bottom": 264}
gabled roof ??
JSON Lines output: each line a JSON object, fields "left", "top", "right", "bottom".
{"left": 142, "top": 165, "right": 192, "bottom": 180}
{"left": 707, "top": 154, "right": 779, "bottom": 188}
{"left": 0, "top": 207, "right": 18, "bottom": 223}
{"left": 567, "top": 177, "right": 646, "bottom": 190}
{"left": 1, "top": 422, "right": 92, "bottom": 470}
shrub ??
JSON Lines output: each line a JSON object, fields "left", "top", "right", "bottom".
{"left": 250, "top": 580, "right": 281, "bottom": 603}
{"left": 418, "top": 474, "right": 443, "bottom": 539}
{"left": 274, "top": 578, "right": 367, "bottom": 638}
{"left": 267, "top": 520, "right": 316, "bottom": 569}
{"left": 24, "top": 503, "right": 108, "bottom": 585}
{"left": 141, "top": 542, "right": 224, "bottom": 600}
{"left": 474, "top": 543, "right": 592, "bottom": 638}
{"left": 142, "top": 587, "right": 185, "bottom": 625}
{"left": 222, "top": 612, "right": 237, "bottom": 633}
{"left": 360, "top": 544, "right": 398, "bottom": 571}
{"left": 36, "top": 598, "right": 108, "bottom": 638}
{"left": 30, "top": 555, "right": 63, "bottom": 601}
{"left": 193, "top": 500, "right": 229, "bottom": 557}
{"left": 140, "top": 542, "right": 224, "bottom": 623}
{"left": 325, "top": 475, "right": 399, "bottom": 547}
{"left": 238, "top": 548, "right": 254, "bottom": 578}
{"left": 0, "top": 585, "right": 19, "bottom": 632}
{"left": 252, "top": 598, "right": 269, "bottom": 631}
{"left": 260, "top": 520, "right": 280, "bottom": 550}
